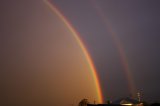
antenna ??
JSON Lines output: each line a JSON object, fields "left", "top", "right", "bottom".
{"left": 137, "top": 92, "right": 141, "bottom": 102}
{"left": 94, "top": 99, "right": 96, "bottom": 104}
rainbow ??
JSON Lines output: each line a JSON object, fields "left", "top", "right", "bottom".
{"left": 90, "top": 0, "right": 136, "bottom": 96}
{"left": 43, "top": 0, "right": 104, "bottom": 103}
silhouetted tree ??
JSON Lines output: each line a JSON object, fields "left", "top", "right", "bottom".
{"left": 78, "top": 99, "right": 89, "bottom": 106}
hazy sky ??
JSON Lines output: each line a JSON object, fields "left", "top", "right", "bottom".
{"left": 1, "top": 1, "right": 101, "bottom": 106}
{"left": 51, "top": 0, "right": 160, "bottom": 103}
{"left": 1, "top": 0, "right": 160, "bottom": 105}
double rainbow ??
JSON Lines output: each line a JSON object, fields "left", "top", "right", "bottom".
{"left": 43, "top": 0, "right": 103, "bottom": 103}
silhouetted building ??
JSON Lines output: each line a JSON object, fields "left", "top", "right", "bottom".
{"left": 113, "top": 97, "right": 143, "bottom": 106}
{"left": 87, "top": 97, "right": 143, "bottom": 106}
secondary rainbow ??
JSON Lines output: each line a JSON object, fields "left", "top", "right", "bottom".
{"left": 91, "top": 0, "right": 136, "bottom": 96}
{"left": 43, "top": 0, "right": 103, "bottom": 103}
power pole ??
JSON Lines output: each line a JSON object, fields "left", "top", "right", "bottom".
{"left": 94, "top": 99, "right": 96, "bottom": 104}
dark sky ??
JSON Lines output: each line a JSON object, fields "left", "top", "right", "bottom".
{"left": 1, "top": 0, "right": 160, "bottom": 105}
{"left": 52, "top": 0, "right": 160, "bottom": 103}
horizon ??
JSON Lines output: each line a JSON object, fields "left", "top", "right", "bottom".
{"left": 1, "top": 0, "right": 160, "bottom": 105}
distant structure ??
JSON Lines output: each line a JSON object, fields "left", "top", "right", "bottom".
{"left": 113, "top": 97, "right": 143, "bottom": 106}
{"left": 87, "top": 97, "right": 143, "bottom": 106}
{"left": 137, "top": 92, "right": 141, "bottom": 102}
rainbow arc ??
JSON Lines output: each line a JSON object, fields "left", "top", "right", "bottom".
{"left": 43, "top": 0, "right": 104, "bottom": 103}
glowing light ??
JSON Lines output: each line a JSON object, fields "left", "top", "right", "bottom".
{"left": 43, "top": 0, "right": 103, "bottom": 103}
{"left": 121, "top": 103, "right": 133, "bottom": 106}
